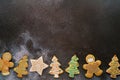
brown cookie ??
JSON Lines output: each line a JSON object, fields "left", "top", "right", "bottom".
{"left": 0, "top": 52, "right": 14, "bottom": 75}
{"left": 83, "top": 54, "right": 103, "bottom": 78}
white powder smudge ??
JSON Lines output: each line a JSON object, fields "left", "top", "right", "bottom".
{"left": 40, "top": 48, "right": 50, "bottom": 61}
{"left": 20, "top": 31, "right": 33, "bottom": 43}
{"left": 20, "top": 31, "right": 40, "bottom": 49}
{"left": 4, "top": 31, "right": 51, "bottom": 80}
{"left": 13, "top": 45, "right": 30, "bottom": 63}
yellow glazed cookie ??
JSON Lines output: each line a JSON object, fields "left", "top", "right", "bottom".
{"left": 14, "top": 55, "right": 28, "bottom": 78}
{"left": 83, "top": 54, "right": 103, "bottom": 78}
{"left": 106, "top": 55, "right": 120, "bottom": 78}
{"left": 0, "top": 52, "right": 14, "bottom": 75}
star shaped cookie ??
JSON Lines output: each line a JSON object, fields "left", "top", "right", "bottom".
{"left": 30, "top": 56, "right": 48, "bottom": 75}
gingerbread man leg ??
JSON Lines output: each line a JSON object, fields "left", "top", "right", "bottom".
{"left": 85, "top": 71, "right": 93, "bottom": 78}
{"left": 2, "top": 67, "right": 9, "bottom": 75}
{"left": 95, "top": 69, "right": 103, "bottom": 76}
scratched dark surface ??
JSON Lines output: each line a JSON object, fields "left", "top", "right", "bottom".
{"left": 0, "top": 0, "right": 120, "bottom": 80}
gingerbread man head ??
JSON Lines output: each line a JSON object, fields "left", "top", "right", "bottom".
{"left": 86, "top": 54, "right": 95, "bottom": 63}
{"left": 2, "top": 52, "right": 12, "bottom": 61}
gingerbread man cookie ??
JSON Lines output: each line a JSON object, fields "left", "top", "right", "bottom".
{"left": 83, "top": 54, "right": 103, "bottom": 78}
{"left": 0, "top": 52, "right": 14, "bottom": 75}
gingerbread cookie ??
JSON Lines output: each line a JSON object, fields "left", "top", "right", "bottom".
{"left": 83, "top": 54, "right": 103, "bottom": 78}
{"left": 0, "top": 52, "right": 14, "bottom": 75}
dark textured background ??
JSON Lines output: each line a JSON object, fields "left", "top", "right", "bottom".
{"left": 0, "top": 0, "right": 120, "bottom": 80}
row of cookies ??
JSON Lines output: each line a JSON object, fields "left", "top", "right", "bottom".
{"left": 0, "top": 52, "right": 28, "bottom": 77}
{"left": 0, "top": 52, "right": 119, "bottom": 79}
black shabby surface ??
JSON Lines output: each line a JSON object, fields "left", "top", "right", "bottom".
{"left": 0, "top": 0, "right": 120, "bottom": 80}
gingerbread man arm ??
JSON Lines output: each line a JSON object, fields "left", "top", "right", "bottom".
{"left": 0, "top": 58, "right": 3, "bottom": 68}
{"left": 83, "top": 64, "right": 88, "bottom": 70}
{"left": 9, "top": 62, "right": 14, "bottom": 67}
{"left": 96, "top": 60, "right": 101, "bottom": 66}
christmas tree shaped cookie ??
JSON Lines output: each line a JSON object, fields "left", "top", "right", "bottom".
{"left": 0, "top": 52, "right": 14, "bottom": 75}
{"left": 49, "top": 56, "right": 63, "bottom": 78}
{"left": 65, "top": 55, "right": 80, "bottom": 78}
{"left": 106, "top": 55, "right": 120, "bottom": 78}
{"left": 14, "top": 55, "right": 29, "bottom": 78}
{"left": 83, "top": 54, "right": 103, "bottom": 78}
